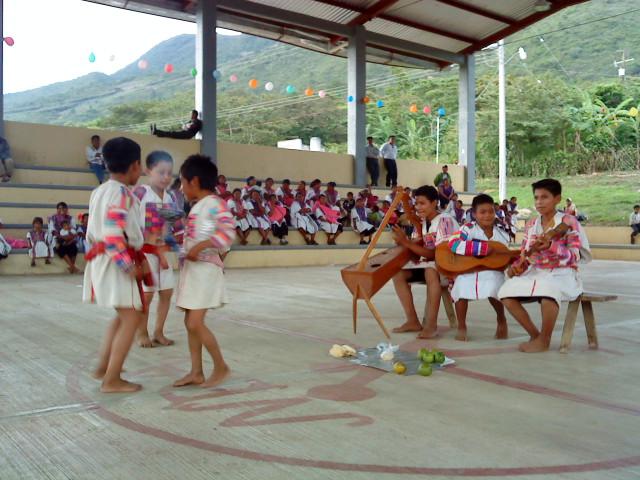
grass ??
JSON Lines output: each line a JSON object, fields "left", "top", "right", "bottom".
{"left": 475, "top": 172, "right": 640, "bottom": 226}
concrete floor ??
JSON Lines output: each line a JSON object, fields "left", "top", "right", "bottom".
{"left": 2, "top": 260, "right": 640, "bottom": 480}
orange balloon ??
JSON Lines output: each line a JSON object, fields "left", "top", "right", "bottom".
{"left": 410, "top": 104, "right": 418, "bottom": 113}
{"left": 249, "top": 79, "right": 258, "bottom": 88}
{"left": 363, "top": 97, "right": 371, "bottom": 103}
{"left": 305, "top": 88, "right": 313, "bottom": 96}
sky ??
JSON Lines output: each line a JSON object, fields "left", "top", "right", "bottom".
{"left": 2, "top": 0, "right": 239, "bottom": 94}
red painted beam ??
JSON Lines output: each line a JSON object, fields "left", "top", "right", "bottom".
{"left": 434, "top": 0, "right": 515, "bottom": 25}
{"left": 330, "top": 0, "right": 402, "bottom": 43}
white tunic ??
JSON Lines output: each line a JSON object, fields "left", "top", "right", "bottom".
{"left": 315, "top": 206, "right": 341, "bottom": 234}
{"left": 449, "top": 223, "right": 510, "bottom": 302}
{"left": 227, "top": 198, "right": 252, "bottom": 231}
{"left": 244, "top": 199, "right": 271, "bottom": 230}
{"left": 82, "top": 180, "right": 145, "bottom": 310}
{"left": 291, "top": 201, "right": 319, "bottom": 233}
{"left": 176, "top": 195, "right": 236, "bottom": 310}
{"left": 351, "top": 208, "right": 374, "bottom": 233}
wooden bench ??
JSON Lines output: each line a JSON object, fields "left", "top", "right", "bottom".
{"left": 559, "top": 292, "right": 617, "bottom": 353}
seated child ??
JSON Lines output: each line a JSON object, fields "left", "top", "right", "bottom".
{"left": 340, "top": 192, "right": 356, "bottom": 227}
{"left": 390, "top": 185, "right": 459, "bottom": 339}
{"left": 215, "top": 174, "right": 232, "bottom": 200}
{"left": 245, "top": 189, "right": 271, "bottom": 245}
{"left": 314, "top": 194, "right": 343, "bottom": 245}
{"left": 276, "top": 179, "right": 295, "bottom": 209}
{"left": 48, "top": 201, "right": 76, "bottom": 256}
{"left": 324, "top": 181, "right": 341, "bottom": 208}
{"left": 381, "top": 200, "right": 400, "bottom": 225}
{"left": 173, "top": 154, "right": 236, "bottom": 389}
{"left": 448, "top": 194, "right": 510, "bottom": 341}
{"left": 452, "top": 200, "right": 465, "bottom": 225}
{"left": 263, "top": 177, "right": 276, "bottom": 198}
{"left": 444, "top": 193, "right": 459, "bottom": 214}
{"left": 305, "top": 179, "right": 323, "bottom": 207}
{"left": 268, "top": 194, "right": 289, "bottom": 245}
{"left": 26, "top": 216, "right": 52, "bottom": 267}
{"left": 241, "top": 176, "right": 257, "bottom": 200}
{"left": 57, "top": 219, "right": 79, "bottom": 273}
{"left": 76, "top": 213, "right": 90, "bottom": 253}
{"left": 630, "top": 205, "right": 640, "bottom": 245}
{"left": 351, "top": 197, "right": 376, "bottom": 244}
{"left": 499, "top": 178, "right": 591, "bottom": 353}
{"left": 227, "top": 188, "right": 251, "bottom": 245}
{"left": 291, "top": 191, "right": 319, "bottom": 245}
{"left": 367, "top": 205, "right": 383, "bottom": 227}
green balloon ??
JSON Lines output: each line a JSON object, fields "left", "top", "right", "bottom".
{"left": 190, "top": 68, "right": 198, "bottom": 77}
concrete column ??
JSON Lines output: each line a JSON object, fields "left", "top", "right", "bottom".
{"left": 0, "top": 0, "right": 4, "bottom": 138}
{"left": 196, "top": 0, "right": 217, "bottom": 163}
{"left": 458, "top": 54, "right": 476, "bottom": 192}
{"left": 347, "top": 25, "right": 366, "bottom": 186}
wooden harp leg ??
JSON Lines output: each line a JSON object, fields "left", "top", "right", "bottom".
{"left": 361, "top": 291, "right": 391, "bottom": 340}
{"left": 441, "top": 286, "right": 457, "bottom": 328}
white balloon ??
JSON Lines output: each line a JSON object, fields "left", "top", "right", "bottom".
{"left": 109, "top": 55, "right": 115, "bottom": 62}
{"left": 265, "top": 82, "right": 274, "bottom": 91}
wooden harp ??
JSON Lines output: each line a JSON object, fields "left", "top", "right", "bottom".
{"left": 340, "top": 187, "right": 421, "bottom": 339}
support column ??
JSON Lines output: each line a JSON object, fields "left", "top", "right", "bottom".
{"left": 0, "top": 0, "right": 5, "bottom": 138}
{"left": 347, "top": 25, "right": 366, "bottom": 186}
{"left": 196, "top": 0, "right": 217, "bottom": 163}
{"left": 458, "top": 54, "right": 476, "bottom": 192}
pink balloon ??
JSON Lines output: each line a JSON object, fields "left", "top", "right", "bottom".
{"left": 423, "top": 107, "right": 431, "bottom": 114}
{"left": 318, "top": 90, "right": 327, "bottom": 98}
{"left": 230, "top": 74, "right": 238, "bottom": 83}
{"left": 3, "top": 37, "right": 14, "bottom": 47}
{"left": 165, "top": 64, "right": 173, "bottom": 73}
{"left": 138, "top": 59, "right": 148, "bottom": 69}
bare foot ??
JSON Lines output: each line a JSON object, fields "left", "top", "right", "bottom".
{"left": 455, "top": 328, "right": 468, "bottom": 341}
{"left": 173, "top": 372, "right": 205, "bottom": 387}
{"left": 153, "top": 333, "right": 174, "bottom": 346}
{"left": 201, "top": 365, "right": 231, "bottom": 388}
{"left": 100, "top": 379, "right": 142, "bottom": 393}
{"left": 518, "top": 337, "right": 550, "bottom": 353}
{"left": 392, "top": 321, "right": 423, "bottom": 333}
{"left": 92, "top": 368, "right": 106, "bottom": 379}
{"left": 137, "top": 333, "right": 155, "bottom": 348}
{"left": 494, "top": 323, "right": 509, "bottom": 340}
{"left": 416, "top": 327, "right": 438, "bottom": 339}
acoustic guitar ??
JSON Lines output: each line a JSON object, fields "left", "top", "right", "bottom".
{"left": 435, "top": 241, "right": 520, "bottom": 278}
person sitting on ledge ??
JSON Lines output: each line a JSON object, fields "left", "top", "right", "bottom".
{"left": 151, "top": 110, "right": 202, "bottom": 140}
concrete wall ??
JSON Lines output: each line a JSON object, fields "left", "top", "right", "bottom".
{"left": 4, "top": 121, "right": 466, "bottom": 188}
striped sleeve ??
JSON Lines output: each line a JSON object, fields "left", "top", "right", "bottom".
{"left": 205, "top": 197, "right": 236, "bottom": 249}
{"left": 104, "top": 186, "right": 135, "bottom": 273}
{"left": 448, "top": 224, "right": 489, "bottom": 256}
{"left": 532, "top": 216, "right": 581, "bottom": 267}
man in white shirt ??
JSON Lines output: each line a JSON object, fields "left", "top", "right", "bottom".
{"left": 365, "top": 136, "right": 380, "bottom": 186}
{"left": 380, "top": 135, "right": 398, "bottom": 188}
{"left": 85, "top": 135, "right": 106, "bottom": 184}
{"left": 630, "top": 204, "right": 640, "bottom": 244}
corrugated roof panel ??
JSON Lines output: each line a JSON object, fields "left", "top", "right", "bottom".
{"left": 366, "top": 18, "right": 469, "bottom": 53}
{"left": 249, "top": 0, "right": 358, "bottom": 24}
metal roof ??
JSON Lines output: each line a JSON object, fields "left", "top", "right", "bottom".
{"left": 83, "top": 0, "right": 589, "bottom": 69}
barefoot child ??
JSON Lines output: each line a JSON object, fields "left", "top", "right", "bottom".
{"left": 26, "top": 217, "right": 52, "bottom": 267}
{"left": 447, "top": 194, "right": 510, "bottom": 341}
{"left": 499, "top": 178, "right": 591, "bottom": 353}
{"left": 173, "top": 155, "right": 236, "bottom": 388}
{"left": 390, "top": 185, "right": 459, "bottom": 339}
{"left": 133, "top": 151, "right": 184, "bottom": 348}
{"left": 82, "top": 137, "right": 146, "bottom": 393}
{"left": 228, "top": 188, "right": 252, "bottom": 245}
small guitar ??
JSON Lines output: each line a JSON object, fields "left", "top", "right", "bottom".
{"left": 435, "top": 241, "right": 520, "bottom": 278}
{"left": 509, "top": 221, "right": 570, "bottom": 277}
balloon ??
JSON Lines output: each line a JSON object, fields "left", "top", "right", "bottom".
{"left": 286, "top": 85, "right": 295, "bottom": 93}
{"left": 363, "top": 97, "right": 371, "bottom": 104}
{"left": 423, "top": 107, "right": 431, "bottom": 114}
{"left": 109, "top": 54, "right": 115, "bottom": 62}
{"left": 3, "top": 37, "right": 14, "bottom": 47}
{"left": 230, "top": 74, "right": 239, "bottom": 83}
{"left": 438, "top": 108, "right": 446, "bottom": 115}
{"left": 377, "top": 100, "right": 384, "bottom": 107}
{"left": 318, "top": 90, "right": 327, "bottom": 98}
{"left": 190, "top": 68, "right": 198, "bottom": 77}
{"left": 165, "top": 64, "right": 174, "bottom": 73}
{"left": 348, "top": 95, "right": 354, "bottom": 102}
{"left": 265, "top": 81, "right": 274, "bottom": 91}
{"left": 138, "top": 60, "right": 148, "bottom": 69}
{"left": 410, "top": 104, "right": 418, "bottom": 113}
{"left": 88, "top": 52, "right": 96, "bottom": 63}
{"left": 249, "top": 78, "right": 258, "bottom": 88}
{"left": 305, "top": 88, "right": 313, "bottom": 96}
{"left": 631, "top": 107, "right": 639, "bottom": 117}
{"left": 212, "top": 70, "right": 221, "bottom": 80}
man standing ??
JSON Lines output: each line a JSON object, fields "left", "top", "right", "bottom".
{"left": 380, "top": 135, "right": 398, "bottom": 188}
{"left": 433, "top": 164, "right": 452, "bottom": 187}
{"left": 365, "top": 136, "right": 380, "bottom": 186}
{"left": 151, "top": 110, "right": 202, "bottom": 139}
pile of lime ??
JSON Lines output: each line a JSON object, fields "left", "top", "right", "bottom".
{"left": 416, "top": 348, "right": 445, "bottom": 376}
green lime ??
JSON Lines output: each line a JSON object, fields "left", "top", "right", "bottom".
{"left": 393, "top": 362, "right": 406, "bottom": 374}
{"left": 418, "top": 363, "right": 433, "bottom": 376}
{"left": 435, "top": 352, "right": 446, "bottom": 364}
{"left": 418, "top": 348, "right": 428, "bottom": 359}
{"left": 422, "top": 352, "right": 435, "bottom": 364}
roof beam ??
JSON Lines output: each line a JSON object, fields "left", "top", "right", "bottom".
{"left": 330, "top": 0, "right": 402, "bottom": 43}
{"left": 434, "top": 0, "right": 515, "bottom": 25}
{"left": 367, "top": 31, "right": 464, "bottom": 65}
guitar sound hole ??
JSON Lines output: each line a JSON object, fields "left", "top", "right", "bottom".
{"left": 371, "top": 264, "right": 381, "bottom": 268}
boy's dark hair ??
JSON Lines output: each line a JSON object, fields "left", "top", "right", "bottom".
{"left": 532, "top": 178, "right": 562, "bottom": 196}
{"left": 372, "top": 205, "right": 380, "bottom": 211}
{"left": 265, "top": 177, "right": 274, "bottom": 183}
{"left": 388, "top": 135, "right": 395, "bottom": 140}
{"left": 246, "top": 176, "right": 255, "bottom": 184}
{"left": 232, "top": 188, "right": 242, "bottom": 194}
{"left": 383, "top": 200, "right": 390, "bottom": 205}
{"left": 457, "top": 200, "right": 464, "bottom": 206}
{"left": 347, "top": 191, "right": 354, "bottom": 196}
{"left": 510, "top": 196, "right": 517, "bottom": 201}
{"left": 146, "top": 150, "right": 173, "bottom": 169}
{"left": 56, "top": 201, "right": 68, "bottom": 209}
{"left": 191, "top": 110, "right": 199, "bottom": 116}
{"left": 296, "top": 191, "right": 304, "bottom": 198}
{"left": 61, "top": 219, "right": 70, "bottom": 226}
{"left": 218, "top": 174, "right": 226, "bottom": 180}
{"left": 32, "top": 216, "right": 43, "bottom": 225}
{"left": 299, "top": 180, "right": 306, "bottom": 186}
{"left": 179, "top": 154, "right": 218, "bottom": 191}
{"left": 91, "top": 135, "right": 100, "bottom": 141}
{"left": 283, "top": 178, "right": 290, "bottom": 184}
{"left": 82, "top": 213, "right": 89, "bottom": 220}
{"left": 103, "top": 137, "right": 141, "bottom": 174}
{"left": 367, "top": 136, "right": 373, "bottom": 140}
{"left": 635, "top": 205, "right": 640, "bottom": 209}
{"left": 472, "top": 193, "right": 494, "bottom": 210}
{"left": 328, "top": 181, "right": 336, "bottom": 187}
{"left": 256, "top": 180, "right": 262, "bottom": 187}
{"left": 269, "top": 194, "right": 277, "bottom": 200}
{"left": 412, "top": 185, "right": 439, "bottom": 202}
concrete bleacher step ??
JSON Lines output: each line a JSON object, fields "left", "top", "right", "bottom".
{"left": 11, "top": 165, "right": 105, "bottom": 187}
{"left": 0, "top": 203, "right": 89, "bottom": 224}
{"left": 0, "top": 184, "right": 93, "bottom": 205}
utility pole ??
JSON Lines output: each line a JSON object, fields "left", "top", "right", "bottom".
{"left": 614, "top": 49, "right": 634, "bottom": 85}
